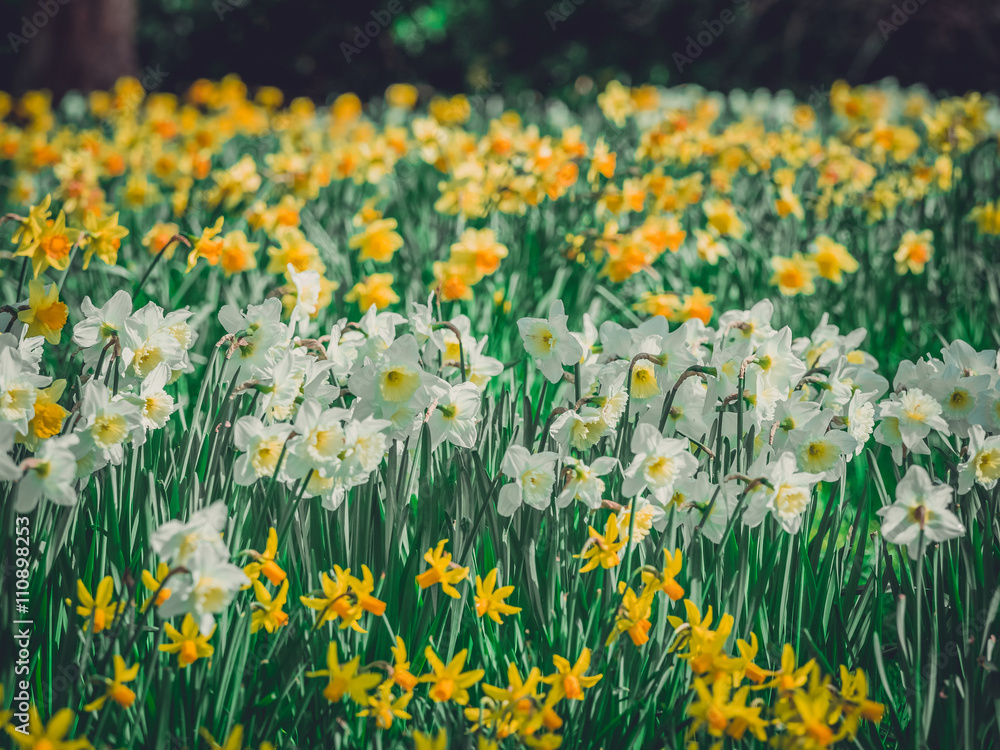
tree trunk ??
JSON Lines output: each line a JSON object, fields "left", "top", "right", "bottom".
{"left": 16, "top": 0, "right": 138, "bottom": 94}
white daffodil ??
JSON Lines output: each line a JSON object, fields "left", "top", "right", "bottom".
{"left": 957, "top": 425, "right": 1000, "bottom": 494}
{"left": 73, "top": 290, "right": 133, "bottom": 368}
{"left": 287, "top": 263, "right": 322, "bottom": 336}
{"left": 0, "top": 347, "right": 50, "bottom": 433}
{"left": 877, "top": 465, "right": 965, "bottom": 560}
{"left": 550, "top": 406, "right": 607, "bottom": 452}
{"left": 218, "top": 297, "right": 288, "bottom": 381}
{"left": 79, "top": 382, "right": 142, "bottom": 465}
{"left": 233, "top": 416, "right": 292, "bottom": 485}
{"left": 463, "top": 335, "right": 504, "bottom": 390}
{"left": 750, "top": 326, "right": 807, "bottom": 393}
{"left": 758, "top": 451, "right": 823, "bottom": 534}
{"left": 675, "top": 471, "right": 737, "bottom": 544}
{"left": 498, "top": 445, "right": 559, "bottom": 515}
{"left": 622, "top": 423, "right": 698, "bottom": 504}
{"left": 971, "top": 383, "right": 1000, "bottom": 433}
{"left": 556, "top": 456, "right": 617, "bottom": 509}
{"left": 791, "top": 422, "right": 857, "bottom": 481}
{"left": 151, "top": 501, "right": 231, "bottom": 569}
{"left": 843, "top": 389, "right": 876, "bottom": 454}
{"left": 15, "top": 433, "right": 78, "bottom": 512}
{"left": 717, "top": 299, "right": 775, "bottom": 351}
{"left": 120, "top": 302, "right": 185, "bottom": 380}
{"left": 878, "top": 387, "right": 950, "bottom": 452}
{"left": 130, "top": 363, "right": 175, "bottom": 434}
{"left": 339, "top": 416, "right": 392, "bottom": 489}
{"left": 517, "top": 300, "right": 583, "bottom": 384}
{"left": 285, "top": 399, "right": 351, "bottom": 480}
{"left": 427, "top": 381, "right": 481, "bottom": 449}
{"left": 928, "top": 371, "right": 989, "bottom": 437}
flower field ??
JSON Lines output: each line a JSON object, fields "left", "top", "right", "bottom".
{"left": 1, "top": 77, "right": 1000, "bottom": 749}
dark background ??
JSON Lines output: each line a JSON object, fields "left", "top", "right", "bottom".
{"left": 1, "top": 0, "right": 999, "bottom": 101}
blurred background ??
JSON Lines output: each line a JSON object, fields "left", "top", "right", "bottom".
{"left": 1, "top": 0, "right": 999, "bottom": 99}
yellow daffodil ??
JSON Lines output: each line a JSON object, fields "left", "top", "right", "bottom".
{"left": 415, "top": 539, "right": 469, "bottom": 598}
{"left": 243, "top": 527, "right": 287, "bottom": 586}
{"left": 84, "top": 655, "right": 139, "bottom": 712}
{"left": 413, "top": 729, "right": 448, "bottom": 750}
{"left": 357, "top": 681, "right": 413, "bottom": 729}
{"left": 641, "top": 548, "right": 685, "bottom": 601}
{"left": 419, "top": 646, "right": 485, "bottom": 705}
{"left": 607, "top": 582, "right": 655, "bottom": 647}
{"left": 159, "top": 613, "right": 215, "bottom": 668}
{"left": 186, "top": 216, "right": 225, "bottom": 272}
{"left": 894, "top": 229, "right": 934, "bottom": 275}
{"left": 68, "top": 576, "right": 125, "bottom": 634}
{"left": 250, "top": 579, "right": 290, "bottom": 634}
{"left": 389, "top": 637, "right": 419, "bottom": 692}
{"left": 345, "top": 273, "right": 399, "bottom": 311}
{"left": 769, "top": 253, "right": 818, "bottom": 296}
{"left": 306, "top": 642, "right": 381, "bottom": 705}
{"left": 474, "top": 568, "right": 521, "bottom": 624}
{"left": 542, "top": 648, "right": 602, "bottom": 702}
{"left": 140, "top": 562, "right": 172, "bottom": 613}
{"left": 809, "top": 235, "right": 859, "bottom": 283}
{"left": 575, "top": 513, "right": 627, "bottom": 573}
{"left": 348, "top": 217, "right": 404, "bottom": 263}
{"left": 19, "top": 379, "right": 69, "bottom": 449}
{"left": 757, "top": 644, "right": 816, "bottom": 694}
{"left": 18, "top": 279, "right": 68, "bottom": 345}
{"left": 6, "top": 706, "right": 91, "bottom": 750}
{"left": 81, "top": 211, "right": 128, "bottom": 269}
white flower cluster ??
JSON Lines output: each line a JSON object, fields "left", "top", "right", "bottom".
{"left": 151, "top": 501, "right": 248, "bottom": 634}
{"left": 224, "top": 297, "right": 503, "bottom": 510}
{"left": 0, "top": 291, "right": 193, "bottom": 513}
{"left": 509, "top": 299, "right": 999, "bottom": 558}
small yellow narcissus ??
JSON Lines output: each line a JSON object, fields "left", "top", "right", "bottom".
{"left": 473, "top": 568, "right": 521, "bottom": 624}
{"left": 894, "top": 229, "right": 933, "bottom": 275}
{"left": 18, "top": 279, "right": 68, "bottom": 345}
{"left": 542, "top": 648, "right": 603, "bottom": 702}
{"left": 6, "top": 705, "right": 91, "bottom": 750}
{"left": 159, "top": 613, "right": 215, "bottom": 668}
{"left": 419, "top": 646, "right": 485, "bottom": 704}
{"left": 769, "top": 253, "right": 818, "bottom": 296}
{"left": 306, "top": 642, "right": 381, "bottom": 705}
{"left": 415, "top": 539, "right": 469, "bottom": 598}
{"left": 84, "top": 655, "right": 139, "bottom": 712}
{"left": 140, "top": 562, "right": 172, "bottom": 613}
{"left": 68, "top": 576, "right": 124, "bottom": 634}
{"left": 243, "top": 527, "right": 287, "bottom": 586}
{"left": 250, "top": 580, "right": 290, "bottom": 634}
{"left": 575, "top": 513, "right": 627, "bottom": 573}
{"left": 809, "top": 235, "right": 859, "bottom": 283}
{"left": 348, "top": 218, "right": 404, "bottom": 263}
{"left": 345, "top": 273, "right": 400, "bottom": 311}
{"left": 19, "top": 379, "right": 69, "bottom": 449}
